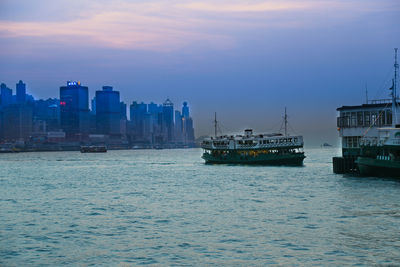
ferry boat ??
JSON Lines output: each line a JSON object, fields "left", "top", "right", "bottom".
{"left": 80, "top": 145, "right": 107, "bottom": 153}
{"left": 333, "top": 48, "right": 400, "bottom": 177}
{"left": 201, "top": 110, "right": 305, "bottom": 165}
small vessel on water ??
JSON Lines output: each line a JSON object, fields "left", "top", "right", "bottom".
{"left": 355, "top": 49, "right": 400, "bottom": 177}
{"left": 80, "top": 145, "right": 107, "bottom": 153}
{"left": 201, "top": 110, "right": 305, "bottom": 165}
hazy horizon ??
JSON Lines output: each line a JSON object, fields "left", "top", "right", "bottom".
{"left": 1, "top": 0, "right": 399, "bottom": 146}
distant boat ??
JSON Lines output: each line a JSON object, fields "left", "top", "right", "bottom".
{"left": 322, "top": 143, "right": 332, "bottom": 147}
{"left": 80, "top": 145, "right": 107, "bottom": 153}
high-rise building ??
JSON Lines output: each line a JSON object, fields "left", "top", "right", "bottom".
{"left": 182, "top": 101, "right": 189, "bottom": 118}
{"left": 16, "top": 80, "right": 26, "bottom": 104}
{"left": 33, "top": 98, "right": 60, "bottom": 131}
{"left": 2, "top": 104, "right": 33, "bottom": 141}
{"left": 181, "top": 102, "right": 195, "bottom": 146}
{"left": 1, "top": 83, "right": 13, "bottom": 107}
{"left": 184, "top": 117, "right": 195, "bottom": 146}
{"left": 130, "top": 101, "right": 147, "bottom": 139}
{"left": 60, "top": 81, "right": 89, "bottom": 139}
{"left": 120, "top": 102, "right": 127, "bottom": 120}
{"left": 91, "top": 97, "right": 96, "bottom": 115}
{"left": 174, "top": 110, "right": 183, "bottom": 143}
{"left": 162, "top": 98, "right": 174, "bottom": 142}
{"left": 95, "top": 86, "right": 121, "bottom": 137}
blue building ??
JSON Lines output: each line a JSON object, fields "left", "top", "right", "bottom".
{"left": 1, "top": 83, "right": 13, "bottom": 107}
{"left": 16, "top": 80, "right": 26, "bottom": 104}
{"left": 33, "top": 98, "right": 60, "bottom": 131}
{"left": 162, "top": 98, "right": 174, "bottom": 142}
{"left": 130, "top": 101, "right": 148, "bottom": 140}
{"left": 60, "top": 81, "right": 89, "bottom": 140}
{"left": 182, "top": 101, "right": 189, "bottom": 118}
{"left": 95, "top": 86, "right": 121, "bottom": 137}
{"left": 2, "top": 104, "right": 33, "bottom": 142}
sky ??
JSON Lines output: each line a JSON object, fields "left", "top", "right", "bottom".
{"left": 0, "top": 0, "right": 399, "bottom": 146}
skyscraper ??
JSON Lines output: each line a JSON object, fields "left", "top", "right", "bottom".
{"left": 0, "top": 83, "right": 12, "bottom": 107}
{"left": 130, "top": 101, "right": 147, "bottom": 140}
{"left": 181, "top": 102, "right": 195, "bottom": 146}
{"left": 16, "top": 80, "right": 26, "bottom": 104}
{"left": 2, "top": 104, "right": 33, "bottom": 141}
{"left": 174, "top": 110, "right": 183, "bottom": 143}
{"left": 60, "top": 81, "right": 89, "bottom": 139}
{"left": 162, "top": 98, "right": 174, "bottom": 142}
{"left": 95, "top": 86, "right": 121, "bottom": 136}
{"left": 182, "top": 101, "right": 189, "bottom": 118}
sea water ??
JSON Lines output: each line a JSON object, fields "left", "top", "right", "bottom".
{"left": 1, "top": 148, "right": 400, "bottom": 266}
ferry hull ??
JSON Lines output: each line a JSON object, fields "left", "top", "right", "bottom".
{"left": 202, "top": 152, "right": 305, "bottom": 166}
{"left": 355, "top": 157, "right": 400, "bottom": 178}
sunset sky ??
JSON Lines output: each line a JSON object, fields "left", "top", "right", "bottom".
{"left": 1, "top": 0, "right": 399, "bottom": 146}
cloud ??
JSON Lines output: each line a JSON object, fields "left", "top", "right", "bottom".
{"left": 178, "top": 1, "right": 311, "bottom": 13}
{"left": 0, "top": 4, "right": 233, "bottom": 51}
{"left": 0, "top": 0, "right": 397, "bottom": 52}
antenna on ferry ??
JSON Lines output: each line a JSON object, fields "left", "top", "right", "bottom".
{"left": 214, "top": 112, "right": 218, "bottom": 138}
{"left": 284, "top": 107, "right": 288, "bottom": 137}
{"left": 393, "top": 48, "right": 399, "bottom": 126}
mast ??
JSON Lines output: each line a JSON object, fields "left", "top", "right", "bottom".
{"left": 214, "top": 112, "right": 217, "bottom": 138}
{"left": 284, "top": 107, "right": 288, "bottom": 137}
{"left": 393, "top": 48, "right": 399, "bottom": 127}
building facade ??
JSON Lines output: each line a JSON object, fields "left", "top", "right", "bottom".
{"left": 95, "top": 86, "right": 121, "bottom": 137}
{"left": 60, "top": 81, "right": 90, "bottom": 140}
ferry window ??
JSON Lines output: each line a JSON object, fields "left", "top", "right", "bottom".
{"left": 347, "top": 137, "right": 352, "bottom": 148}
{"left": 351, "top": 112, "right": 357, "bottom": 127}
{"left": 343, "top": 112, "right": 350, "bottom": 127}
{"left": 357, "top": 112, "right": 363, "bottom": 126}
{"left": 353, "top": 136, "right": 359, "bottom": 148}
{"left": 364, "top": 111, "right": 370, "bottom": 126}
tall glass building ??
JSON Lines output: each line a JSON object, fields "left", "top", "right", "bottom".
{"left": 60, "top": 81, "right": 89, "bottom": 140}
{"left": 95, "top": 86, "right": 121, "bottom": 137}
{"left": 16, "top": 80, "right": 26, "bottom": 104}
{"left": 162, "top": 98, "right": 174, "bottom": 142}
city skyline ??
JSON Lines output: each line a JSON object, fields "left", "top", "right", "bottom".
{"left": 1, "top": 0, "right": 399, "bottom": 146}
{"left": 0, "top": 80, "right": 196, "bottom": 150}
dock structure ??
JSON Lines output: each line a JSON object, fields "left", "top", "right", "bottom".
{"left": 333, "top": 101, "right": 398, "bottom": 174}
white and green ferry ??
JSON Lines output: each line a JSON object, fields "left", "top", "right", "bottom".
{"left": 201, "top": 111, "right": 305, "bottom": 165}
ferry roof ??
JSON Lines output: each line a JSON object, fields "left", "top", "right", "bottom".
{"left": 337, "top": 101, "right": 399, "bottom": 111}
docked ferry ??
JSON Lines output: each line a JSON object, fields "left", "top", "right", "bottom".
{"left": 333, "top": 48, "right": 400, "bottom": 177}
{"left": 201, "top": 111, "right": 305, "bottom": 165}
